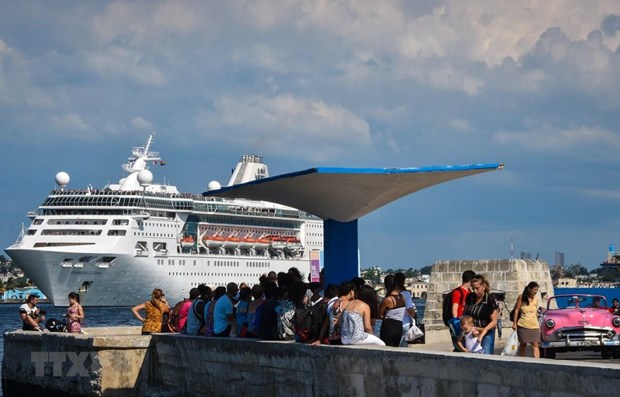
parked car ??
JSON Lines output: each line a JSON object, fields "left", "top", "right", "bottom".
{"left": 540, "top": 294, "right": 620, "bottom": 359}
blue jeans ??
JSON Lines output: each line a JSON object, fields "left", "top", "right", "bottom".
{"left": 480, "top": 328, "right": 495, "bottom": 354}
{"left": 447, "top": 318, "right": 461, "bottom": 351}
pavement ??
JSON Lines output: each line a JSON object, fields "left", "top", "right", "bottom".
{"left": 407, "top": 337, "right": 508, "bottom": 355}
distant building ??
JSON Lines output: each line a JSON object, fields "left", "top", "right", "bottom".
{"left": 0, "top": 273, "right": 11, "bottom": 283}
{"left": 556, "top": 278, "right": 577, "bottom": 288}
{"left": 2, "top": 287, "right": 47, "bottom": 301}
{"left": 408, "top": 281, "right": 428, "bottom": 299}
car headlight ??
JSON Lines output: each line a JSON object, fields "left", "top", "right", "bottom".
{"left": 612, "top": 317, "right": 620, "bottom": 327}
{"left": 545, "top": 319, "right": 555, "bottom": 328}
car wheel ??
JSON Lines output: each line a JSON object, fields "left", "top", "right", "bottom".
{"left": 612, "top": 349, "right": 620, "bottom": 359}
{"left": 542, "top": 348, "right": 556, "bottom": 359}
{"left": 601, "top": 349, "right": 613, "bottom": 359}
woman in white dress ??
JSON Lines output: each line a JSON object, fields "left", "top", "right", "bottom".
{"left": 340, "top": 291, "right": 385, "bottom": 346}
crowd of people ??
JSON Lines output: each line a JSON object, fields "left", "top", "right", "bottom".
{"left": 18, "top": 267, "right": 619, "bottom": 356}
{"left": 132, "top": 268, "right": 421, "bottom": 348}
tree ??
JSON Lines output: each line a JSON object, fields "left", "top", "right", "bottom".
{"left": 5, "top": 277, "right": 16, "bottom": 292}
{"left": 15, "top": 277, "right": 29, "bottom": 288}
{"left": 419, "top": 265, "right": 432, "bottom": 275}
{"left": 564, "top": 263, "right": 588, "bottom": 278}
{"left": 361, "top": 268, "right": 381, "bottom": 283}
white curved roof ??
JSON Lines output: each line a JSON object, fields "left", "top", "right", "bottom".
{"left": 204, "top": 163, "right": 503, "bottom": 222}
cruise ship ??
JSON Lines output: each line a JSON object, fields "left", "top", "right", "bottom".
{"left": 4, "top": 134, "right": 324, "bottom": 306}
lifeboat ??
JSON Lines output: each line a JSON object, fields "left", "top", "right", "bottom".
{"left": 238, "top": 237, "right": 256, "bottom": 249}
{"left": 269, "top": 235, "right": 286, "bottom": 250}
{"left": 203, "top": 235, "right": 225, "bottom": 248}
{"left": 254, "top": 238, "right": 270, "bottom": 249}
{"left": 222, "top": 237, "right": 241, "bottom": 248}
{"left": 180, "top": 236, "right": 195, "bottom": 248}
{"left": 285, "top": 236, "right": 302, "bottom": 250}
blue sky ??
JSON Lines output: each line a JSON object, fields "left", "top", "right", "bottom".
{"left": 1, "top": 1, "right": 619, "bottom": 271}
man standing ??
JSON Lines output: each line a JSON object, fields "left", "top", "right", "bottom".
{"left": 19, "top": 294, "right": 45, "bottom": 331}
{"left": 448, "top": 270, "right": 476, "bottom": 350}
{"left": 213, "top": 282, "right": 238, "bottom": 337}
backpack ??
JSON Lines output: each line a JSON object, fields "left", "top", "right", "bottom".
{"left": 275, "top": 299, "right": 296, "bottom": 340}
{"left": 294, "top": 299, "right": 328, "bottom": 343}
{"left": 328, "top": 299, "right": 344, "bottom": 343}
{"left": 167, "top": 299, "right": 187, "bottom": 332}
{"left": 442, "top": 288, "right": 464, "bottom": 326}
{"left": 45, "top": 318, "right": 67, "bottom": 333}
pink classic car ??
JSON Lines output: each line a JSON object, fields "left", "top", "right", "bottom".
{"left": 540, "top": 294, "right": 620, "bottom": 359}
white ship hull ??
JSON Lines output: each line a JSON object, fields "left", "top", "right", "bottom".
{"left": 5, "top": 246, "right": 310, "bottom": 306}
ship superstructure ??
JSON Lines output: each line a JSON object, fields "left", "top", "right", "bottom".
{"left": 5, "top": 134, "right": 323, "bottom": 306}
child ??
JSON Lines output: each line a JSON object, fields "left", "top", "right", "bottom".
{"left": 457, "top": 315, "right": 484, "bottom": 353}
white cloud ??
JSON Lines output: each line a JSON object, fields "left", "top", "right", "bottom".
{"left": 449, "top": 118, "right": 473, "bottom": 133}
{"left": 579, "top": 188, "right": 620, "bottom": 200}
{"left": 130, "top": 117, "right": 153, "bottom": 130}
{"left": 85, "top": 46, "right": 166, "bottom": 87}
{"left": 194, "top": 95, "right": 372, "bottom": 161}
{"left": 522, "top": 27, "right": 620, "bottom": 98}
{"left": 494, "top": 124, "right": 620, "bottom": 154}
{"left": 50, "top": 113, "right": 93, "bottom": 138}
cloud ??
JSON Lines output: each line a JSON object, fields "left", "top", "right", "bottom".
{"left": 579, "top": 188, "right": 620, "bottom": 200}
{"left": 521, "top": 26, "right": 620, "bottom": 98}
{"left": 601, "top": 14, "right": 620, "bottom": 36}
{"left": 85, "top": 46, "right": 166, "bottom": 87}
{"left": 194, "top": 95, "right": 372, "bottom": 161}
{"left": 50, "top": 113, "right": 93, "bottom": 138}
{"left": 130, "top": 117, "right": 153, "bottom": 130}
{"left": 493, "top": 124, "right": 620, "bottom": 155}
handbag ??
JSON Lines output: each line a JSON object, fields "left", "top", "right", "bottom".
{"left": 501, "top": 331, "right": 519, "bottom": 356}
{"left": 405, "top": 322, "right": 424, "bottom": 342}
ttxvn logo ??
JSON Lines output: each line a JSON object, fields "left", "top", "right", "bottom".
{"left": 31, "top": 352, "right": 100, "bottom": 377}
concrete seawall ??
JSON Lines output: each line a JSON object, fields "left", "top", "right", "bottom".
{"left": 3, "top": 328, "right": 620, "bottom": 396}
{"left": 2, "top": 326, "right": 152, "bottom": 397}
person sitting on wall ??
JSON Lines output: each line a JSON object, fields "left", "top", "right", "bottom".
{"left": 19, "top": 294, "right": 45, "bottom": 331}
{"left": 213, "top": 282, "right": 239, "bottom": 337}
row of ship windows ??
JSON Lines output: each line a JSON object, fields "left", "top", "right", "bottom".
{"left": 33, "top": 219, "right": 131, "bottom": 226}
{"left": 141, "top": 222, "right": 174, "bottom": 228}
{"left": 172, "top": 272, "right": 265, "bottom": 278}
{"left": 153, "top": 259, "right": 270, "bottom": 268}
{"left": 135, "top": 232, "right": 175, "bottom": 238}
{"left": 29, "top": 229, "right": 129, "bottom": 236}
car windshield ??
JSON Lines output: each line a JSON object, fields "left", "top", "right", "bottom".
{"left": 549, "top": 295, "right": 608, "bottom": 310}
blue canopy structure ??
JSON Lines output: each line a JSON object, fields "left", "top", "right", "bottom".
{"left": 204, "top": 163, "right": 503, "bottom": 286}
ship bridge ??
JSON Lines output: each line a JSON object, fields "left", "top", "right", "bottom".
{"left": 203, "top": 163, "right": 503, "bottom": 286}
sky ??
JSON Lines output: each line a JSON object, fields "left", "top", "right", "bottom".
{"left": 1, "top": 1, "right": 619, "bottom": 271}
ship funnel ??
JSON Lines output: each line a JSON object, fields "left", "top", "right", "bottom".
{"left": 227, "top": 155, "right": 269, "bottom": 186}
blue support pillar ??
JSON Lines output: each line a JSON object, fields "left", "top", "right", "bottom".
{"left": 323, "top": 218, "right": 359, "bottom": 287}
